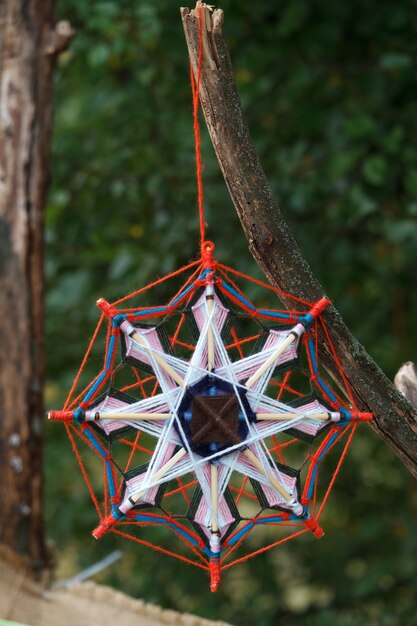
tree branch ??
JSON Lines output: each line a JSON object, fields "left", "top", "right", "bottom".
{"left": 181, "top": 3, "right": 417, "bottom": 478}
{"left": 44, "top": 20, "right": 76, "bottom": 57}
{"left": 0, "top": 0, "right": 73, "bottom": 573}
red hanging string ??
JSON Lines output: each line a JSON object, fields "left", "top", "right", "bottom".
{"left": 190, "top": 3, "right": 206, "bottom": 256}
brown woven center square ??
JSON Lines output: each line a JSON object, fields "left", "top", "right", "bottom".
{"left": 190, "top": 394, "right": 241, "bottom": 446}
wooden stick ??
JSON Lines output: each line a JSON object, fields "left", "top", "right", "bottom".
{"left": 131, "top": 447, "right": 187, "bottom": 504}
{"left": 243, "top": 449, "right": 292, "bottom": 502}
{"left": 130, "top": 330, "right": 186, "bottom": 387}
{"left": 90, "top": 412, "right": 171, "bottom": 421}
{"left": 207, "top": 296, "right": 215, "bottom": 370}
{"left": 256, "top": 412, "right": 331, "bottom": 421}
{"left": 210, "top": 463, "right": 219, "bottom": 533}
{"left": 245, "top": 334, "right": 296, "bottom": 389}
{"left": 181, "top": 4, "right": 417, "bottom": 480}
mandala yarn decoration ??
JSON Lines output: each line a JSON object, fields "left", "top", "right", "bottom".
{"left": 49, "top": 6, "right": 372, "bottom": 592}
{"left": 49, "top": 245, "right": 372, "bottom": 591}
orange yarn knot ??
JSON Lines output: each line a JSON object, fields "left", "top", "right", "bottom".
{"left": 201, "top": 240, "right": 217, "bottom": 270}
{"left": 304, "top": 516, "right": 324, "bottom": 538}
{"left": 97, "top": 298, "right": 118, "bottom": 319}
{"left": 309, "top": 297, "right": 332, "bottom": 319}
{"left": 92, "top": 514, "right": 118, "bottom": 539}
{"left": 48, "top": 410, "right": 73, "bottom": 422}
{"left": 209, "top": 558, "right": 221, "bottom": 593}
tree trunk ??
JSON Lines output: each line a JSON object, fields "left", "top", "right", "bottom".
{"left": 181, "top": 3, "right": 417, "bottom": 479}
{"left": 0, "top": 0, "right": 73, "bottom": 572}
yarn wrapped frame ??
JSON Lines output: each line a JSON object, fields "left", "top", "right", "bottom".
{"left": 49, "top": 246, "right": 371, "bottom": 591}
{"left": 49, "top": 4, "right": 372, "bottom": 593}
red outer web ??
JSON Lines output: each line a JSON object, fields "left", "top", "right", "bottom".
{"left": 52, "top": 257, "right": 371, "bottom": 589}
{"left": 51, "top": 7, "right": 372, "bottom": 591}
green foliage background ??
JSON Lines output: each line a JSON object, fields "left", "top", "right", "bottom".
{"left": 46, "top": 1, "right": 417, "bottom": 624}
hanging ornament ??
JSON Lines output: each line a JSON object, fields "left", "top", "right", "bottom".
{"left": 49, "top": 5, "right": 372, "bottom": 592}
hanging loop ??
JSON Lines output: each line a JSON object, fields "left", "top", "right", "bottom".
{"left": 201, "top": 240, "right": 216, "bottom": 270}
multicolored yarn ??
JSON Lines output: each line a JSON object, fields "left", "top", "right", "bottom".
{"left": 49, "top": 6, "right": 372, "bottom": 592}
{"left": 50, "top": 246, "right": 372, "bottom": 591}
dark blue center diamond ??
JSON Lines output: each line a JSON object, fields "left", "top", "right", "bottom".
{"left": 176, "top": 375, "right": 255, "bottom": 458}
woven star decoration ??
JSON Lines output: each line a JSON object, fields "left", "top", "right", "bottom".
{"left": 50, "top": 244, "right": 372, "bottom": 591}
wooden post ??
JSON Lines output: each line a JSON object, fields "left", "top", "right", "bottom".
{"left": 0, "top": 1, "right": 73, "bottom": 571}
{"left": 181, "top": 3, "right": 417, "bottom": 479}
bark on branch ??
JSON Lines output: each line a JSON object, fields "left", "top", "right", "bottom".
{"left": 181, "top": 3, "right": 417, "bottom": 478}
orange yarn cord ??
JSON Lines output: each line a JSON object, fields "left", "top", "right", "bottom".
{"left": 190, "top": 4, "right": 207, "bottom": 258}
